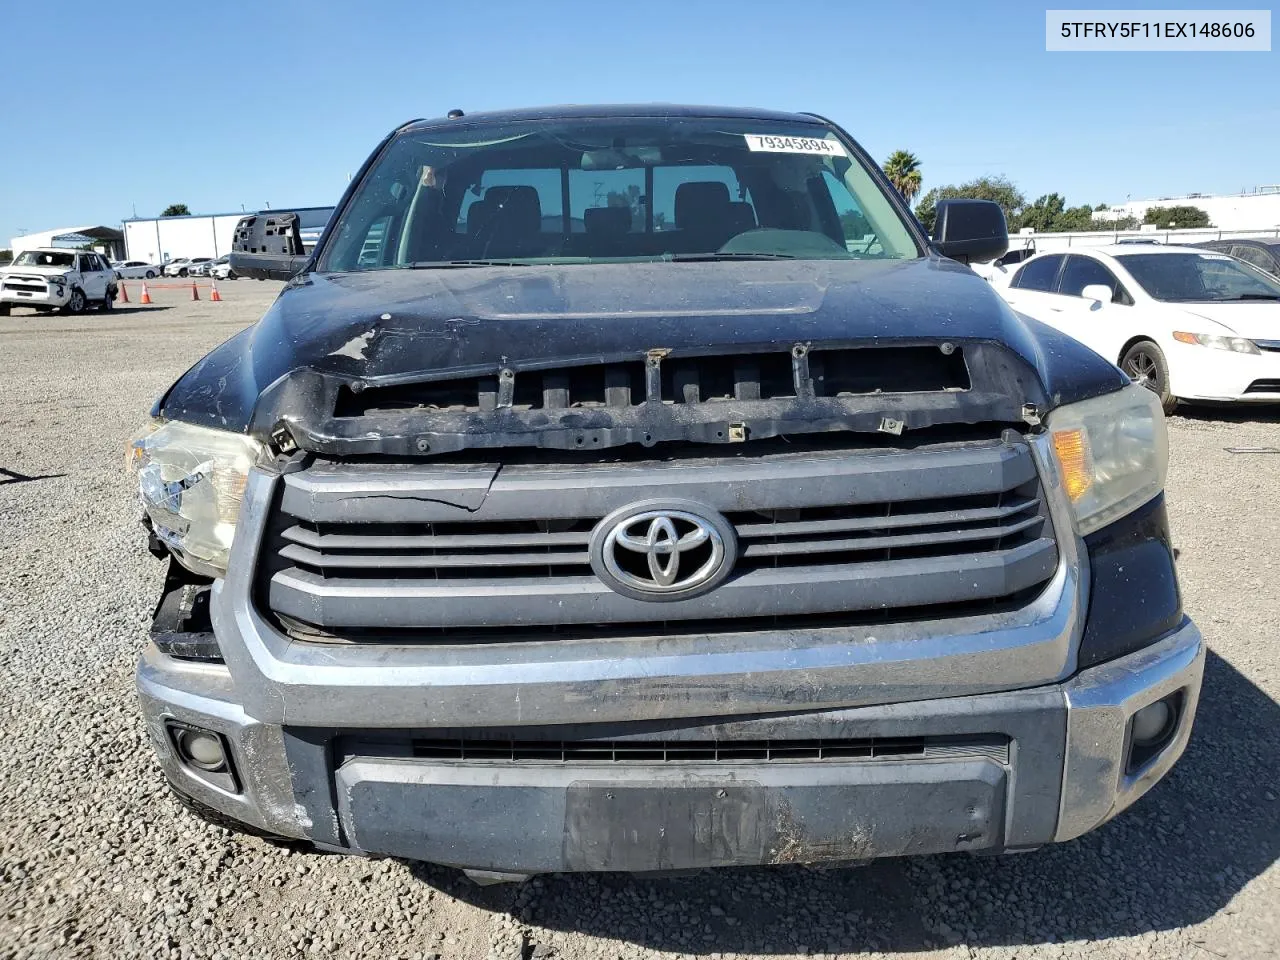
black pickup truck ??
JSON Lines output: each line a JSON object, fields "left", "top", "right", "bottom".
{"left": 129, "top": 104, "right": 1202, "bottom": 883}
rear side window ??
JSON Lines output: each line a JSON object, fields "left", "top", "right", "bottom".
{"left": 1011, "top": 254, "right": 1064, "bottom": 291}
{"left": 457, "top": 168, "right": 563, "bottom": 234}
{"left": 652, "top": 165, "right": 748, "bottom": 234}
{"left": 1230, "top": 245, "right": 1276, "bottom": 272}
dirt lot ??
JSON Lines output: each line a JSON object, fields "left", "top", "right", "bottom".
{"left": 1, "top": 281, "right": 1277, "bottom": 959}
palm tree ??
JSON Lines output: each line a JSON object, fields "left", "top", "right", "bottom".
{"left": 882, "top": 151, "right": 922, "bottom": 205}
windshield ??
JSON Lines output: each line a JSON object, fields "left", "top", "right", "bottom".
{"left": 319, "top": 117, "right": 919, "bottom": 271}
{"left": 1117, "top": 252, "right": 1280, "bottom": 302}
{"left": 14, "top": 250, "right": 74, "bottom": 268}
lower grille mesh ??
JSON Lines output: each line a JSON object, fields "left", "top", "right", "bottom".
{"left": 408, "top": 736, "right": 1010, "bottom": 765}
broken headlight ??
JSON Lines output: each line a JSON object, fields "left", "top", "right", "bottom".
{"left": 1047, "top": 383, "right": 1168, "bottom": 536}
{"left": 127, "top": 420, "right": 267, "bottom": 578}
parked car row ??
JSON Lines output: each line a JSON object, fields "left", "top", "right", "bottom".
{"left": 111, "top": 260, "right": 160, "bottom": 279}
{"left": 107, "top": 256, "right": 241, "bottom": 281}
{"left": 980, "top": 243, "right": 1280, "bottom": 411}
{"left": 150, "top": 256, "right": 237, "bottom": 279}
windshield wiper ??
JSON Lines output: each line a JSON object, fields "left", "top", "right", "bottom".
{"left": 667, "top": 252, "right": 798, "bottom": 262}
{"left": 1228, "top": 293, "right": 1280, "bottom": 301}
{"left": 405, "top": 260, "right": 527, "bottom": 269}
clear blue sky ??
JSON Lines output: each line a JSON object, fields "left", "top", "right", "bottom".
{"left": 0, "top": 0, "right": 1274, "bottom": 245}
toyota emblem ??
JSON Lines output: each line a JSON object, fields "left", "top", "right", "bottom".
{"left": 590, "top": 500, "right": 737, "bottom": 601}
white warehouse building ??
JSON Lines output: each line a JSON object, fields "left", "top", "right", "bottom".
{"left": 1097, "top": 187, "right": 1280, "bottom": 231}
{"left": 122, "top": 212, "right": 250, "bottom": 267}
{"left": 9, "top": 225, "right": 125, "bottom": 260}
{"left": 123, "top": 206, "right": 334, "bottom": 266}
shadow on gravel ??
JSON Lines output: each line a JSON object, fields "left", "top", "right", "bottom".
{"left": 0, "top": 305, "right": 172, "bottom": 321}
{"left": 430, "top": 651, "right": 1278, "bottom": 953}
{"left": 1171, "top": 403, "right": 1280, "bottom": 425}
{"left": 0, "top": 467, "right": 67, "bottom": 485}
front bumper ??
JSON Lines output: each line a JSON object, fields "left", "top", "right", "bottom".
{"left": 0, "top": 283, "right": 71, "bottom": 307}
{"left": 1168, "top": 340, "right": 1280, "bottom": 402}
{"left": 136, "top": 619, "right": 1203, "bottom": 873}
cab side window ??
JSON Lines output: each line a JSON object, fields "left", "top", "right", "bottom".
{"left": 1010, "top": 254, "right": 1064, "bottom": 291}
{"left": 1230, "top": 245, "right": 1275, "bottom": 273}
{"left": 1059, "top": 255, "right": 1133, "bottom": 304}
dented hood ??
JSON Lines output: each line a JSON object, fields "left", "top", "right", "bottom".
{"left": 156, "top": 257, "right": 1125, "bottom": 435}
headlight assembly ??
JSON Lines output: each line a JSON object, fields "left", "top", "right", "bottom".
{"left": 1047, "top": 384, "right": 1168, "bottom": 536}
{"left": 127, "top": 420, "right": 268, "bottom": 577}
{"left": 1172, "top": 331, "right": 1259, "bottom": 355}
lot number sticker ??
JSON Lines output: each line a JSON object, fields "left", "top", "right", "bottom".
{"left": 744, "top": 134, "right": 845, "bottom": 156}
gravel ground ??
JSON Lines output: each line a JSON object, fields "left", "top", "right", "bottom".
{"left": 1, "top": 282, "right": 1277, "bottom": 959}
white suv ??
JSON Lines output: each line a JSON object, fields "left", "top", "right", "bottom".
{"left": 0, "top": 249, "right": 119, "bottom": 315}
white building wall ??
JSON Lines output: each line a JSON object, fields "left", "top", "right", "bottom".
{"left": 123, "top": 214, "right": 247, "bottom": 265}
{"left": 1097, "top": 191, "right": 1280, "bottom": 231}
{"left": 1002, "top": 225, "right": 1280, "bottom": 258}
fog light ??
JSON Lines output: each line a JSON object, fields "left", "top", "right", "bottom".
{"left": 1127, "top": 692, "right": 1182, "bottom": 773}
{"left": 175, "top": 727, "right": 227, "bottom": 771}
{"left": 1131, "top": 700, "right": 1173, "bottom": 745}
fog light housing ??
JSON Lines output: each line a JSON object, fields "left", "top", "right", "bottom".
{"left": 166, "top": 722, "right": 238, "bottom": 793}
{"left": 179, "top": 730, "right": 227, "bottom": 770}
{"left": 1127, "top": 692, "right": 1182, "bottom": 772}
{"left": 1131, "top": 700, "right": 1172, "bottom": 744}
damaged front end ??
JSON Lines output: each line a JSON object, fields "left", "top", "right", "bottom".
{"left": 249, "top": 337, "right": 1051, "bottom": 459}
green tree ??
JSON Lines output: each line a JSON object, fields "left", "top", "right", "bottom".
{"left": 882, "top": 150, "right": 923, "bottom": 205}
{"left": 1093, "top": 211, "right": 1140, "bottom": 230}
{"left": 0, "top": 249, "right": 11, "bottom": 264}
{"left": 1016, "top": 193, "right": 1068, "bottom": 233}
{"left": 1054, "top": 205, "right": 1100, "bottom": 232}
{"left": 1142, "top": 205, "right": 1212, "bottom": 229}
{"left": 914, "top": 176, "right": 1026, "bottom": 233}
{"left": 1013, "top": 195, "right": 1101, "bottom": 233}
{"left": 840, "top": 209, "right": 872, "bottom": 239}
{"left": 161, "top": 203, "right": 191, "bottom": 217}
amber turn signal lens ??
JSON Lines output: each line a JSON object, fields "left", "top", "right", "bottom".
{"left": 1172, "top": 331, "right": 1199, "bottom": 345}
{"left": 1052, "top": 428, "right": 1093, "bottom": 502}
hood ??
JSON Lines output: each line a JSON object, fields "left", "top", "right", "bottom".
{"left": 156, "top": 256, "right": 1126, "bottom": 441}
{"left": 1, "top": 264, "right": 74, "bottom": 277}
{"left": 1175, "top": 301, "right": 1280, "bottom": 339}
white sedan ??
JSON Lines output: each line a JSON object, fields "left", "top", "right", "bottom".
{"left": 111, "top": 260, "right": 160, "bottom": 279}
{"left": 993, "top": 245, "right": 1280, "bottom": 411}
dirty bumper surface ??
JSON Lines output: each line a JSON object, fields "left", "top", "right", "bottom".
{"left": 336, "top": 760, "right": 1004, "bottom": 872}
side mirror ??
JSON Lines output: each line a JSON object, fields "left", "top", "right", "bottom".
{"left": 227, "top": 212, "right": 310, "bottom": 281}
{"left": 932, "top": 199, "right": 1009, "bottom": 264}
{"left": 1081, "top": 284, "right": 1113, "bottom": 306}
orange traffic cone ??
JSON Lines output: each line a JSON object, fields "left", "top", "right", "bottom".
{"left": 139, "top": 283, "right": 152, "bottom": 305}
{"left": 191, "top": 279, "right": 200, "bottom": 301}
{"left": 118, "top": 282, "right": 130, "bottom": 303}
{"left": 210, "top": 281, "right": 222, "bottom": 302}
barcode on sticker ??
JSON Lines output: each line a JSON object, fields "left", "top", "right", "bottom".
{"left": 744, "top": 134, "right": 844, "bottom": 156}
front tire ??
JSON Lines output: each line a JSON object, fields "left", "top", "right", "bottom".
{"left": 1121, "top": 340, "right": 1176, "bottom": 414}
{"left": 145, "top": 270, "right": 156, "bottom": 279}
{"left": 0, "top": 303, "right": 10, "bottom": 317}
{"left": 179, "top": 268, "right": 188, "bottom": 277}
{"left": 65, "top": 288, "right": 87, "bottom": 315}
